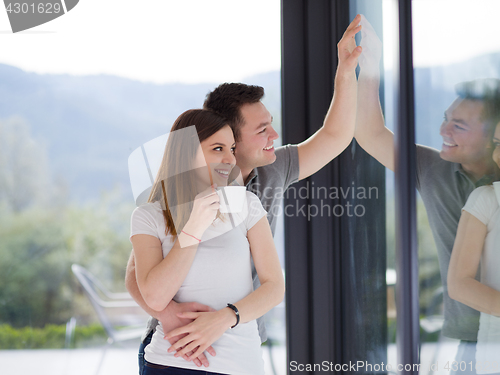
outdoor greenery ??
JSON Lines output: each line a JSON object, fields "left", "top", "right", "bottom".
{"left": 0, "top": 119, "right": 135, "bottom": 337}
{"left": 0, "top": 198, "right": 135, "bottom": 328}
{"left": 0, "top": 323, "right": 107, "bottom": 349}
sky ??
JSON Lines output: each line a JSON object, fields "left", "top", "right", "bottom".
{"left": 0, "top": 0, "right": 281, "bottom": 84}
{"left": 384, "top": 0, "right": 500, "bottom": 69}
{"left": 1, "top": 0, "right": 500, "bottom": 84}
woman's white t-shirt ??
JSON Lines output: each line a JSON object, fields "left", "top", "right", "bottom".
{"left": 463, "top": 182, "right": 500, "bottom": 374}
{"left": 130, "top": 191, "right": 267, "bottom": 375}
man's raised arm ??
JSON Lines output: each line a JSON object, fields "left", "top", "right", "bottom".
{"left": 297, "top": 15, "right": 362, "bottom": 181}
{"left": 354, "top": 15, "right": 395, "bottom": 171}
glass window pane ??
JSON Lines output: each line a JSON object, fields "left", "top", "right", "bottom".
{"left": 413, "top": 1, "right": 500, "bottom": 374}
{"left": 0, "top": 1, "right": 284, "bottom": 374}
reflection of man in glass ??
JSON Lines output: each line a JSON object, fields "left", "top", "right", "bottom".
{"left": 127, "top": 15, "right": 363, "bottom": 372}
{"left": 355, "top": 17, "right": 500, "bottom": 375}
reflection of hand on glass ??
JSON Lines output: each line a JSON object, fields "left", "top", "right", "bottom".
{"left": 359, "top": 14, "right": 382, "bottom": 78}
{"left": 354, "top": 15, "right": 394, "bottom": 171}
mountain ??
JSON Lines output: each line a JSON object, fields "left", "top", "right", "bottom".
{"left": 1, "top": 51, "right": 498, "bottom": 203}
{"left": 0, "top": 64, "right": 280, "bottom": 203}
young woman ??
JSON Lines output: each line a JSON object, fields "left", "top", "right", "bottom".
{"left": 130, "top": 109, "right": 284, "bottom": 375}
{"left": 448, "top": 121, "right": 500, "bottom": 374}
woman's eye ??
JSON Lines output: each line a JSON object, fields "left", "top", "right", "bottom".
{"left": 259, "top": 128, "right": 266, "bottom": 134}
{"left": 494, "top": 142, "right": 500, "bottom": 148}
{"left": 231, "top": 147, "right": 236, "bottom": 154}
{"left": 213, "top": 147, "right": 222, "bottom": 151}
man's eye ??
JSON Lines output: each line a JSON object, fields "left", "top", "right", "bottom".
{"left": 494, "top": 142, "right": 500, "bottom": 148}
{"left": 454, "top": 124, "right": 464, "bottom": 130}
{"left": 259, "top": 128, "right": 266, "bottom": 134}
{"left": 231, "top": 147, "right": 236, "bottom": 153}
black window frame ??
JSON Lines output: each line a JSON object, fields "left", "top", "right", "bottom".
{"left": 281, "top": 1, "right": 419, "bottom": 374}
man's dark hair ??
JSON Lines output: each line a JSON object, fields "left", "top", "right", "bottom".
{"left": 455, "top": 78, "right": 500, "bottom": 137}
{"left": 203, "top": 83, "right": 265, "bottom": 142}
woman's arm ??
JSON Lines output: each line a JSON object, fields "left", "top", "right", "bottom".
{"left": 227, "top": 215, "right": 285, "bottom": 321}
{"left": 165, "top": 216, "right": 285, "bottom": 360}
{"left": 448, "top": 211, "right": 500, "bottom": 316}
{"left": 126, "top": 250, "right": 217, "bottom": 367}
{"left": 126, "top": 250, "right": 176, "bottom": 318}
{"left": 132, "top": 187, "right": 220, "bottom": 311}
{"left": 132, "top": 234, "right": 199, "bottom": 312}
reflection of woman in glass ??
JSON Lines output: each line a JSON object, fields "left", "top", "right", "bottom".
{"left": 448, "top": 121, "right": 500, "bottom": 374}
{"left": 130, "top": 109, "right": 284, "bottom": 375}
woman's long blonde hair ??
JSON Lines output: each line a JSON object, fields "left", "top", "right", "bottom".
{"left": 148, "top": 109, "right": 230, "bottom": 237}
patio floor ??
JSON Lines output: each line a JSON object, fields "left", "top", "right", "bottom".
{"left": 0, "top": 343, "right": 287, "bottom": 375}
{"left": 0, "top": 339, "right": 462, "bottom": 375}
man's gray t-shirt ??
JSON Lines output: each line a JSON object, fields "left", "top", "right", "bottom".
{"left": 246, "top": 144, "right": 300, "bottom": 234}
{"left": 416, "top": 145, "right": 494, "bottom": 341}
{"left": 245, "top": 144, "right": 300, "bottom": 341}
{"left": 142, "top": 144, "right": 300, "bottom": 343}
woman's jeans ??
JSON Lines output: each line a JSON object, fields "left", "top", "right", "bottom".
{"left": 139, "top": 332, "right": 226, "bottom": 375}
{"left": 144, "top": 361, "right": 227, "bottom": 375}
{"left": 138, "top": 331, "right": 153, "bottom": 375}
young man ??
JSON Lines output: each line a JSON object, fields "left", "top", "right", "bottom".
{"left": 126, "top": 15, "right": 363, "bottom": 372}
{"left": 355, "top": 18, "right": 500, "bottom": 375}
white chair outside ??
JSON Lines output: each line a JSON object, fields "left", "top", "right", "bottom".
{"left": 71, "top": 264, "right": 148, "bottom": 375}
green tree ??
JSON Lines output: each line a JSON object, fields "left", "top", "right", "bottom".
{"left": 0, "top": 118, "right": 135, "bottom": 330}
{"left": 0, "top": 117, "right": 51, "bottom": 212}
{"left": 0, "top": 197, "right": 134, "bottom": 328}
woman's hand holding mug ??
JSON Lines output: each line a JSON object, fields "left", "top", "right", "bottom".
{"left": 181, "top": 185, "right": 219, "bottom": 245}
